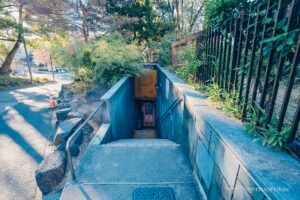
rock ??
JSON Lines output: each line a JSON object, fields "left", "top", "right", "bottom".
{"left": 59, "top": 84, "right": 70, "bottom": 98}
{"left": 85, "top": 85, "right": 108, "bottom": 102}
{"left": 56, "top": 108, "right": 72, "bottom": 121}
{"left": 62, "top": 97, "right": 73, "bottom": 103}
{"left": 67, "top": 111, "right": 85, "bottom": 119}
{"left": 56, "top": 142, "right": 66, "bottom": 152}
{"left": 76, "top": 122, "right": 94, "bottom": 145}
{"left": 69, "top": 144, "right": 80, "bottom": 157}
{"left": 55, "top": 120, "right": 60, "bottom": 129}
{"left": 56, "top": 102, "right": 71, "bottom": 110}
{"left": 35, "top": 151, "right": 66, "bottom": 195}
{"left": 53, "top": 118, "right": 83, "bottom": 145}
{"left": 56, "top": 142, "right": 79, "bottom": 157}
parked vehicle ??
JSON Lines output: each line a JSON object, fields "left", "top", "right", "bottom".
{"left": 56, "top": 68, "right": 66, "bottom": 73}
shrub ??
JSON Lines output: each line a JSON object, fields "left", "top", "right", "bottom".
{"left": 207, "top": 83, "right": 222, "bottom": 103}
{"left": 176, "top": 43, "right": 200, "bottom": 83}
{"left": 92, "top": 34, "right": 142, "bottom": 86}
{"left": 63, "top": 41, "right": 94, "bottom": 83}
{"left": 204, "top": 0, "right": 250, "bottom": 27}
{"left": 158, "top": 34, "right": 176, "bottom": 67}
{"left": 220, "top": 91, "right": 242, "bottom": 119}
{"left": 63, "top": 33, "right": 142, "bottom": 86}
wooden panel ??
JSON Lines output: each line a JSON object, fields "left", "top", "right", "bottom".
{"left": 134, "top": 70, "right": 157, "bottom": 99}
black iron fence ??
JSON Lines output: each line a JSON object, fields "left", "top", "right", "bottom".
{"left": 196, "top": 0, "right": 300, "bottom": 148}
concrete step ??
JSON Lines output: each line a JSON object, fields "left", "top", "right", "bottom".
{"left": 133, "top": 129, "right": 157, "bottom": 139}
{"left": 61, "top": 183, "right": 200, "bottom": 200}
{"left": 60, "top": 139, "right": 201, "bottom": 200}
{"left": 102, "top": 139, "right": 180, "bottom": 147}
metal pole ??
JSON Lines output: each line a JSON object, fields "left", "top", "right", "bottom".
{"left": 23, "top": 36, "right": 33, "bottom": 84}
{"left": 50, "top": 54, "right": 55, "bottom": 81}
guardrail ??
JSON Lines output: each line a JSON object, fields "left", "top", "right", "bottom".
{"left": 159, "top": 97, "right": 183, "bottom": 122}
{"left": 195, "top": 0, "right": 300, "bottom": 150}
{"left": 65, "top": 100, "right": 105, "bottom": 181}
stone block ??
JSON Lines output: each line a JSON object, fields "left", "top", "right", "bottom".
{"left": 196, "top": 139, "right": 214, "bottom": 190}
{"left": 56, "top": 142, "right": 79, "bottom": 157}
{"left": 221, "top": 178, "right": 232, "bottom": 200}
{"left": 67, "top": 111, "right": 85, "bottom": 119}
{"left": 232, "top": 180, "right": 252, "bottom": 200}
{"left": 54, "top": 118, "right": 83, "bottom": 145}
{"left": 56, "top": 102, "right": 71, "bottom": 110}
{"left": 237, "top": 167, "right": 265, "bottom": 200}
{"left": 208, "top": 178, "right": 224, "bottom": 200}
{"left": 56, "top": 108, "right": 72, "bottom": 121}
{"left": 35, "top": 151, "right": 66, "bottom": 195}
{"left": 212, "top": 163, "right": 223, "bottom": 187}
{"left": 209, "top": 133, "right": 240, "bottom": 189}
{"left": 69, "top": 144, "right": 80, "bottom": 157}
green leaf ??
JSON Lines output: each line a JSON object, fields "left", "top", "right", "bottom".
{"left": 263, "top": 17, "right": 273, "bottom": 24}
{"left": 259, "top": 9, "right": 267, "bottom": 15}
{"left": 276, "top": 43, "right": 285, "bottom": 52}
{"left": 276, "top": 18, "right": 287, "bottom": 29}
{"left": 259, "top": 33, "right": 286, "bottom": 45}
{"left": 282, "top": 25, "right": 288, "bottom": 32}
{"left": 287, "top": 37, "right": 294, "bottom": 46}
{"left": 263, "top": 44, "right": 272, "bottom": 56}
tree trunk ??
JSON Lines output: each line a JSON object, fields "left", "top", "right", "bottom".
{"left": 50, "top": 54, "right": 55, "bottom": 81}
{"left": 79, "top": 0, "right": 89, "bottom": 43}
{"left": 0, "top": 33, "right": 21, "bottom": 75}
{"left": 23, "top": 36, "right": 33, "bottom": 84}
{"left": 0, "top": 4, "right": 23, "bottom": 75}
{"left": 175, "top": 0, "right": 180, "bottom": 33}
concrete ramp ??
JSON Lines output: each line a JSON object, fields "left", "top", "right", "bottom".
{"left": 60, "top": 139, "right": 201, "bottom": 200}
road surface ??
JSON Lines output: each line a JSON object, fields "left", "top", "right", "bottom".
{"left": 0, "top": 83, "right": 62, "bottom": 200}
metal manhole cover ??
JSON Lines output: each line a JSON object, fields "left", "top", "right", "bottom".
{"left": 132, "top": 187, "right": 175, "bottom": 200}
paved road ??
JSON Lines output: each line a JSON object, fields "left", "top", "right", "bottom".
{"left": 0, "top": 83, "right": 62, "bottom": 200}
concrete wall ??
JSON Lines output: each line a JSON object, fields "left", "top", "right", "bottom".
{"left": 157, "top": 66, "right": 300, "bottom": 200}
{"left": 101, "top": 77, "right": 136, "bottom": 141}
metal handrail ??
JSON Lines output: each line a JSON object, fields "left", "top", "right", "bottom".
{"left": 159, "top": 97, "right": 183, "bottom": 122}
{"left": 65, "top": 100, "right": 105, "bottom": 181}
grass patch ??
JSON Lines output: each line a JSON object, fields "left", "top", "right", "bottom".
{"left": 0, "top": 75, "right": 32, "bottom": 88}
{"left": 0, "top": 75, "right": 52, "bottom": 89}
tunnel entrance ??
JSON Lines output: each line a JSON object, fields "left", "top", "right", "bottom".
{"left": 133, "top": 64, "right": 158, "bottom": 139}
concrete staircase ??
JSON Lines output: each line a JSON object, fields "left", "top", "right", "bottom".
{"left": 60, "top": 139, "right": 202, "bottom": 200}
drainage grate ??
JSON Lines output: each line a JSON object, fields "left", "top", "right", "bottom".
{"left": 132, "top": 187, "right": 175, "bottom": 200}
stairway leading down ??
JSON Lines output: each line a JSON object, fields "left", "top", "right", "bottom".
{"left": 60, "top": 139, "right": 202, "bottom": 200}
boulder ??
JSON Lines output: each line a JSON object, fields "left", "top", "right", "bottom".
{"left": 85, "top": 85, "right": 108, "bottom": 102}
{"left": 59, "top": 84, "right": 74, "bottom": 98}
{"left": 35, "top": 151, "right": 66, "bottom": 195}
{"left": 56, "top": 102, "right": 72, "bottom": 110}
{"left": 56, "top": 142, "right": 80, "bottom": 157}
{"left": 56, "top": 142, "right": 66, "bottom": 152}
{"left": 76, "top": 122, "right": 94, "bottom": 145}
{"left": 69, "top": 144, "right": 80, "bottom": 157}
{"left": 53, "top": 118, "right": 83, "bottom": 145}
{"left": 67, "top": 111, "right": 85, "bottom": 119}
{"left": 55, "top": 108, "right": 72, "bottom": 121}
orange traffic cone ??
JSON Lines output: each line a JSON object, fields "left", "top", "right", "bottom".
{"left": 49, "top": 96, "right": 57, "bottom": 109}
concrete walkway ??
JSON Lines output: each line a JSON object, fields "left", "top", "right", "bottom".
{"left": 0, "top": 83, "right": 61, "bottom": 200}
{"left": 61, "top": 139, "right": 202, "bottom": 200}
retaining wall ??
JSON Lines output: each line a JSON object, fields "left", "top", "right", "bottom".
{"left": 101, "top": 77, "right": 136, "bottom": 141}
{"left": 157, "top": 66, "right": 300, "bottom": 200}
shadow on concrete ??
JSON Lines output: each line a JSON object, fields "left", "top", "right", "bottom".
{"left": 0, "top": 117, "right": 43, "bottom": 163}
{"left": 0, "top": 88, "right": 56, "bottom": 163}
